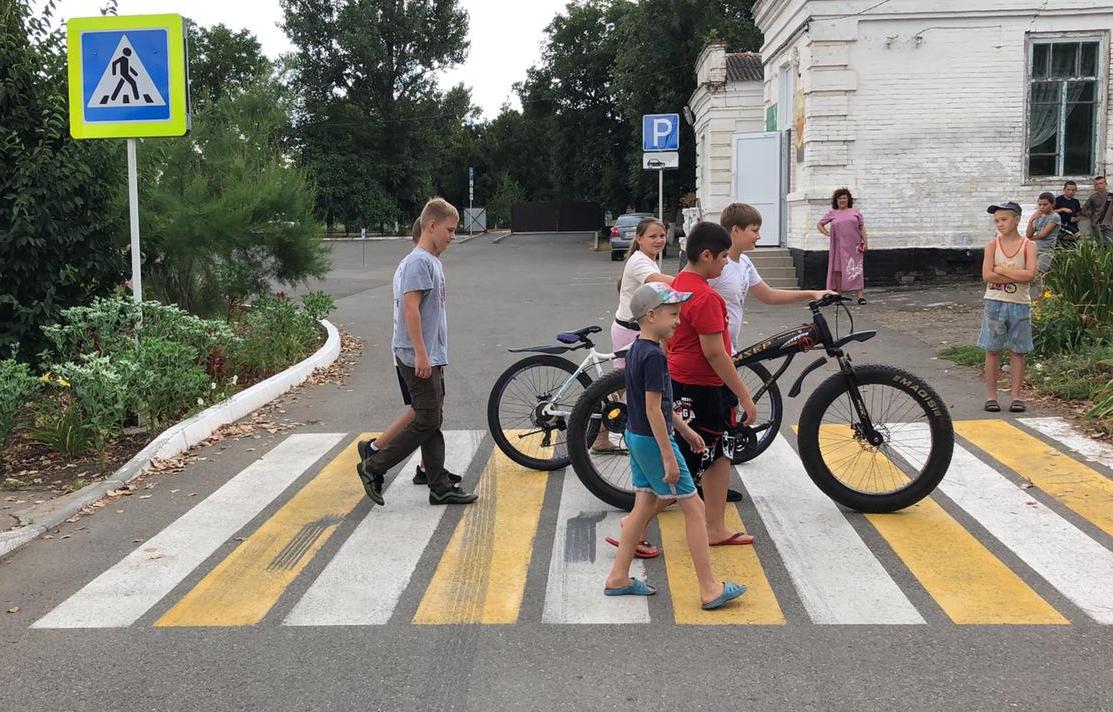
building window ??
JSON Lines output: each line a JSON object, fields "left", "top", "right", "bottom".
{"left": 777, "top": 64, "right": 793, "bottom": 131}
{"left": 1027, "top": 37, "right": 1103, "bottom": 178}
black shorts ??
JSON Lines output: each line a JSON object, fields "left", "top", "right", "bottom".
{"left": 396, "top": 366, "right": 446, "bottom": 405}
{"left": 671, "top": 380, "right": 737, "bottom": 478}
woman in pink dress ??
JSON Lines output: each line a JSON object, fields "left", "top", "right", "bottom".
{"left": 817, "top": 187, "right": 869, "bottom": 304}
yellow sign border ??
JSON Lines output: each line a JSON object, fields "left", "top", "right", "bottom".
{"left": 67, "top": 14, "right": 190, "bottom": 139}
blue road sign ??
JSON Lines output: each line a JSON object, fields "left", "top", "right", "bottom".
{"left": 468, "top": 166, "right": 475, "bottom": 182}
{"left": 80, "top": 29, "right": 172, "bottom": 124}
{"left": 642, "top": 113, "right": 680, "bottom": 152}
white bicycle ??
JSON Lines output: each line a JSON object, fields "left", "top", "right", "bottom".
{"left": 486, "top": 326, "right": 622, "bottom": 471}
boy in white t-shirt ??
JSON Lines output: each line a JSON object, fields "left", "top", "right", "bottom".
{"left": 711, "top": 203, "right": 830, "bottom": 350}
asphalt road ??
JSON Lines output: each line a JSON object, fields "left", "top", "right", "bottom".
{"left": 2, "top": 233, "right": 1112, "bottom": 712}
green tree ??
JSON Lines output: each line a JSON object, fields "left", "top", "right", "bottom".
{"left": 0, "top": 0, "right": 128, "bottom": 362}
{"left": 610, "top": 0, "right": 761, "bottom": 209}
{"left": 487, "top": 172, "right": 526, "bottom": 228}
{"left": 139, "top": 75, "right": 329, "bottom": 315}
{"left": 282, "top": 0, "right": 471, "bottom": 228}
{"left": 188, "top": 23, "right": 273, "bottom": 109}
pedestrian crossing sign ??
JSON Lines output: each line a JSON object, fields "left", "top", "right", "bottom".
{"left": 67, "top": 14, "right": 190, "bottom": 139}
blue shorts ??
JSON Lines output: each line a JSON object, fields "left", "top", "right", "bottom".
{"left": 626, "top": 431, "right": 698, "bottom": 499}
{"left": 977, "top": 299, "right": 1033, "bottom": 354}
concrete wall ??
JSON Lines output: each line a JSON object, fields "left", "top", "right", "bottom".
{"left": 752, "top": 0, "right": 1113, "bottom": 259}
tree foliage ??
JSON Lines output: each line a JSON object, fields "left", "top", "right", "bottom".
{"left": 0, "top": 0, "right": 127, "bottom": 362}
{"left": 188, "top": 23, "right": 273, "bottom": 109}
{"left": 281, "top": 0, "right": 472, "bottom": 229}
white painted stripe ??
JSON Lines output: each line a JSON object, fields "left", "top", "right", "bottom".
{"left": 1020, "top": 416, "right": 1113, "bottom": 470}
{"left": 907, "top": 423, "right": 1113, "bottom": 624}
{"left": 33, "top": 433, "right": 345, "bottom": 629}
{"left": 737, "top": 436, "right": 925, "bottom": 624}
{"left": 542, "top": 471, "right": 649, "bottom": 624}
{"left": 283, "top": 430, "right": 485, "bottom": 626}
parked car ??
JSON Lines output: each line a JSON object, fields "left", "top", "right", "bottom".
{"left": 608, "top": 212, "right": 674, "bottom": 261}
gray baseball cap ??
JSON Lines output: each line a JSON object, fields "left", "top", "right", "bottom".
{"left": 629, "top": 283, "right": 693, "bottom": 321}
{"left": 987, "top": 201, "right": 1022, "bottom": 215}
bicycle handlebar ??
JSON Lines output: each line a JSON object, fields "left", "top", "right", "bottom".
{"left": 808, "top": 293, "right": 852, "bottom": 310}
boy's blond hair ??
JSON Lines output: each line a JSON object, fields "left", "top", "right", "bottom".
{"left": 720, "top": 203, "right": 763, "bottom": 233}
{"left": 419, "top": 197, "right": 459, "bottom": 231}
{"left": 411, "top": 218, "right": 421, "bottom": 242}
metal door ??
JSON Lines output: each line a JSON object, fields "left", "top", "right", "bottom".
{"left": 731, "top": 131, "right": 784, "bottom": 246}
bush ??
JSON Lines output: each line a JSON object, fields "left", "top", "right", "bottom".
{"left": 51, "top": 355, "right": 132, "bottom": 449}
{"left": 0, "top": 358, "right": 40, "bottom": 446}
{"left": 231, "top": 292, "right": 333, "bottom": 377}
{"left": 1035, "top": 242, "right": 1113, "bottom": 355}
{"left": 130, "top": 339, "right": 212, "bottom": 427}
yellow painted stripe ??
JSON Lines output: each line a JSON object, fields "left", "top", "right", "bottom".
{"left": 658, "top": 506, "right": 784, "bottom": 624}
{"left": 413, "top": 433, "right": 550, "bottom": 624}
{"left": 155, "top": 434, "right": 375, "bottom": 627}
{"left": 806, "top": 424, "right": 1065, "bottom": 624}
{"left": 956, "top": 419, "right": 1113, "bottom": 538}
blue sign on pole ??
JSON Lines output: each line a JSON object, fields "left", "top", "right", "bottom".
{"left": 468, "top": 166, "right": 475, "bottom": 182}
{"left": 642, "top": 113, "right": 680, "bottom": 152}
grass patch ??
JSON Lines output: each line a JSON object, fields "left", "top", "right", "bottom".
{"left": 938, "top": 345, "right": 984, "bottom": 368}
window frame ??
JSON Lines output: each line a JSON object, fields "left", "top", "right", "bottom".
{"left": 777, "top": 63, "right": 793, "bottom": 132}
{"left": 1024, "top": 32, "right": 1108, "bottom": 182}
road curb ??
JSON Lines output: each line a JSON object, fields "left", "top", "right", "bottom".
{"left": 0, "top": 319, "right": 342, "bottom": 560}
{"left": 492, "top": 231, "right": 513, "bottom": 244}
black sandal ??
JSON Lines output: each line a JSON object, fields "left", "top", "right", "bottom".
{"left": 984, "top": 399, "right": 1001, "bottom": 412}
{"left": 1009, "top": 400, "right": 1027, "bottom": 413}
{"left": 857, "top": 297, "right": 867, "bottom": 305}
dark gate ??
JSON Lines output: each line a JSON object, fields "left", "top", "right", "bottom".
{"left": 511, "top": 201, "right": 602, "bottom": 232}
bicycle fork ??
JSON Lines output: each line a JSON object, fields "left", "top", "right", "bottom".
{"left": 835, "top": 354, "right": 885, "bottom": 447}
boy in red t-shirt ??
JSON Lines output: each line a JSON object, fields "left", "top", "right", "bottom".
{"left": 668, "top": 221, "right": 758, "bottom": 546}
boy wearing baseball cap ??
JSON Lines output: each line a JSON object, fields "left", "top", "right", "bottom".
{"left": 979, "top": 201, "right": 1037, "bottom": 413}
{"left": 603, "top": 282, "right": 747, "bottom": 611}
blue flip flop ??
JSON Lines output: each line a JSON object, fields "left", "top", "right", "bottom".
{"left": 701, "top": 581, "right": 747, "bottom": 610}
{"left": 604, "top": 578, "right": 657, "bottom": 597}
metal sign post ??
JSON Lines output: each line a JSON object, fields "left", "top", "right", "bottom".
{"left": 67, "top": 14, "right": 190, "bottom": 304}
{"left": 126, "top": 138, "right": 142, "bottom": 301}
{"left": 468, "top": 166, "right": 475, "bottom": 236}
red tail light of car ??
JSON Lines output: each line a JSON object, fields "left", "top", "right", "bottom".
{"left": 610, "top": 226, "right": 620, "bottom": 237}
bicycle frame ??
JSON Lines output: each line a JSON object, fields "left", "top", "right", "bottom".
{"left": 539, "top": 346, "right": 616, "bottom": 419}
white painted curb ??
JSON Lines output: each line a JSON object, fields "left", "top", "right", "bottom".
{"left": 0, "top": 319, "right": 341, "bottom": 559}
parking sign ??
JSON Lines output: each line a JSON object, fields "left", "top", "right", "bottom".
{"left": 642, "top": 113, "right": 680, "bottom": 152}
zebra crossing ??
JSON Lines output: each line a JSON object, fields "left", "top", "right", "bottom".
{"left": 32, "top": 417, "right": 1113, "bottom": 629}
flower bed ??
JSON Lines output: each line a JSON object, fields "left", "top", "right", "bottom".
{"left": 0, "top": 292, "right": 335, "bottom": 495}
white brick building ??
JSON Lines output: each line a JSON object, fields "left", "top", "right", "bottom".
{"left": 691, "top": 0, "right": 1113, "bottom": 286}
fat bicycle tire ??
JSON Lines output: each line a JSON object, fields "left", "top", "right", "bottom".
{"left": 568, "top": 370, "right": 635, "bottom": 510}
{"left": 732, "top": 361, "right": 783, "bottom": 464}
{"left": 487, "top": 354, "right": 593, "bottom": 471}
{"left": 796, "top": 364, "right": 953, "bottom": 513}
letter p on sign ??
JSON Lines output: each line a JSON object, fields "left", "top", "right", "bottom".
{"left": 642, "top": 113, "right": 679, "bottom": 152}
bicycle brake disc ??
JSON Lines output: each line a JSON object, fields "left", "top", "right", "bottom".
{"left": 729, "top": 425, "right": 758, "bottom": 465}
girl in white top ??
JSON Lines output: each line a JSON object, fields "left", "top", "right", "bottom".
{"left": 612, "top": 217, "right": 673, "bottom": 367}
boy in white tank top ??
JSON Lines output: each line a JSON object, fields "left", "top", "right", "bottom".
{"left": 978, "top": 201, "right": 1038, "bottom": 413}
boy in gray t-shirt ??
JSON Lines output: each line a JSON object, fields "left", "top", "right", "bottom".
{"left": 355, "top": 198, "right": 478, "bottom": 506}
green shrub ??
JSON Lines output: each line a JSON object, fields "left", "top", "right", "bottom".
{"left": 0, "top": 358, "right": 40, "bottom": 446}
{"left": 41, "top": 296, "right": 237, "bottom": 364}
{"left": 29, "top": 394, "right": 96, "bottom": 458}
{"left": 1035, "top": 242, "right": 1113, "bottom": 355}
{"left": 231, "top": 293, "right": 329, "bottom": 377}
{"left": 301, "top": 291, "right": 336, "bottom": 322}
{"left": 51, "top": 355, "right": 132, "bottom": 449}
{"left": 130, "top": 339, "right": 212, "bottom": 427}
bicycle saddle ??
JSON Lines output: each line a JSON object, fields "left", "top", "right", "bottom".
{"left": 555, "top": 325, "right": 602, "bottom": 344}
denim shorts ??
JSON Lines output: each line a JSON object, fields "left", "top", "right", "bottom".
{"left": 626, "top": 431, "right": 698, "bottom": 499}
{"left": 977, "top": 299, "right": 1033, "bottom": 354}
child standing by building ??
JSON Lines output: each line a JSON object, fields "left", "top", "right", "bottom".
{"left": 979, "top": 201, "right": 1037, "bottom": 414}
{"left": 355, "top": 198, "right": 478, "bottom": 506}
{"left": 604, "top": 282, "right": 747, "bottom": 610}
{"left": 1026, "top": 192, "right": 1061, "bottom": 275}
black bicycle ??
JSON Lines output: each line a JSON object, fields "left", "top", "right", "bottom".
{"left": 566, "top": 293, "right": 954, "bottom": 513}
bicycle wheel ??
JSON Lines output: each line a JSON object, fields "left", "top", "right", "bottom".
{"left": 731, "top": 362, "right": 782, "bottom": 464}
{"left": 487, "top": 354, "right": 593, "bottom": 471}
{"left": 796, "top": 364, "right": 953, "bottom": 513}
{"left": 567, "top": 370, "right": 634, "bottom": 510}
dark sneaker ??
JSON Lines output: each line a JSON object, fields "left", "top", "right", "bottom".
{"left": 355, "top": 459, "right": 384, "bottom": 506}
{"left": 412, "top": 465, "right": 463, "bottom": 485}
{"left": 696, "top": 486, "right": 745, "bottom": 503}
{"left": 429, "top": 487, "right": 479, "bottom": 505}
{"left": 357, "top": 439, "right": 376, "bottom": 462}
